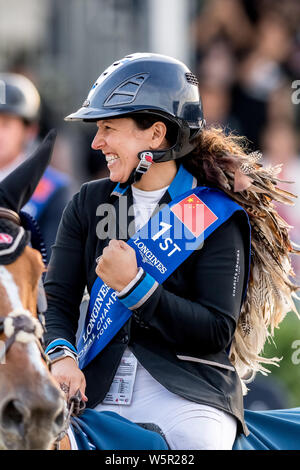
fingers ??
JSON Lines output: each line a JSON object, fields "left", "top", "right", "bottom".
{"left": 118, "top": 240, "right": 130, "bottom": 250}
{"left": 59, "top": 375, "right": 88, "bottom": 402}
{"left": 108, "top": 239, "right": 121, "bottom": 248}
{"left": 96, "top": 240, "right": 129, "bottom": 264}
{"left": 105, "top": 239, "right": 128, "bottom": 254}
{"left": 104, "top": 239, "right": 130, "bottom": 254}
{"left": 95, "top": 239, "right": 137, "bottom": 291}
{"left": 108, "top": 239, "right": 129, "bottom": 250}
{"left": 76, "top": 375, "right": 88, "bottom": 402}
{"left": 51, "top": 357, "right": 88, "bottom": 403}
{"left": 59, "top": 382, "right": 70, "bottom": 395}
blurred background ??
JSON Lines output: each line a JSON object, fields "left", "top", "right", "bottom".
{"left": 0, "top": 0, "right": 299, "bottom": 410}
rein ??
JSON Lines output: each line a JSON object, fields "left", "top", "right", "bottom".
{"left": 54, "top": 390, "right": 86, "bottom": 450}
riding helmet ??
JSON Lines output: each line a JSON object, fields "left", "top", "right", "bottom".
{"left": 0, "top": 73, "right": 41, "bottom": 123}
{"left": 65, "top": 53, "right": 205, "bottom": 165}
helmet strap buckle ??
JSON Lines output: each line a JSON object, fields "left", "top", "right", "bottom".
{"left": 136, "top": 151, "right": 153, "bottom": 175}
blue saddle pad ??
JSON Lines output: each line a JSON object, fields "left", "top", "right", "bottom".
{"left": 70, "top": 409, "right": 168, "bottom": 450}
{"left": 234, "top": 408, "right": 300, "bottom": 450}
{"left": 70, "top": 407, "right": 300, "bottom": 450}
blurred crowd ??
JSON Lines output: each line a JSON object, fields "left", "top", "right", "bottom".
{"left": 191, "top": 0, "right": 300, "bottom": 409}
{"left": 192, "top": 0, "right": 300, "bottom": 281}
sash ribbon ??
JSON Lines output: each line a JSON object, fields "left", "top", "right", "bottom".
{"left": 77, "top": 166, "right": 250, "bottom": 368}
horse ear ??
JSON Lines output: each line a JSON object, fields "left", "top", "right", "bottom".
{"left": 0, "top": 129, "right": 57, "bottom": 213}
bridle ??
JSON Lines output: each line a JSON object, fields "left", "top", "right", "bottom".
{"left": 0, "top": 206, "right": 48, "bottom": 363}
{"left": 0, "top": 309, "right": 48, "bottom": 365}
{"left": 0, "top": 206, "right": 85, "bottom": 448}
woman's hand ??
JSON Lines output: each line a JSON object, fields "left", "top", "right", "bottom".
{"left": 50, "top": 357, "right": 88, "bottom": 402}
{"left": 96, "top": 239, "right": 138, "bottom": 292}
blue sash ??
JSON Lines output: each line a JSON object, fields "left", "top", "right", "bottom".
{"left": 77, "top": 166, "right": 250, "bottom": 369}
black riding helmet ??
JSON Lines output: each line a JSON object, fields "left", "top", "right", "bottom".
{"left": 65, "top": 53, "right": 205, "bottom": 181}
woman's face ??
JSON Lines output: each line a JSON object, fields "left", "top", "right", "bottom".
{"left": 91, "top": 117, "right": 155, "bottom": 183}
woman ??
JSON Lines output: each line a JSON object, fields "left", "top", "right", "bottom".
{"left": 44, "top": 53, "right": 299, "bottom": 450}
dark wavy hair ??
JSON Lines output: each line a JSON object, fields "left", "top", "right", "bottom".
{"left": 129, "top": 115, "right": 300, "bottom": 386}
{"left": 129, "top": 112, "right": 179, "bottom": 148}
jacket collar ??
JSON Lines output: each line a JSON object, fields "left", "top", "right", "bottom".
{"left": 108, "top": 165, "right": 198, "bottom": 242}
{"left": 110, "top": 164, "right": 197, "bottom": 200}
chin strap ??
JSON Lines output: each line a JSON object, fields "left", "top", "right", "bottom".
{"left": 119, "top": 130, "right": 197, "bottom": 188}
{"left": 118, "top": 119, "right": 204, "bottom": 189}
{"left": 134, "top": 151, "right": 154, "bottom": 181}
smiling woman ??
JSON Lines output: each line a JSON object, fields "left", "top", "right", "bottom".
{"left": 91, "top": 117, "right": 176, "bottom": 189}
{"left": 44, "top": 54, "right": 243, "bottom": 450}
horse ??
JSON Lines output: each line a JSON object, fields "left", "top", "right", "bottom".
{"left": 0, "top": 131, "right": 70, "bottom": 450}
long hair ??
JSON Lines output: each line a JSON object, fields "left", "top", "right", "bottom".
{"left": 181, "top": 126, "right": 300, "bottom": 391}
